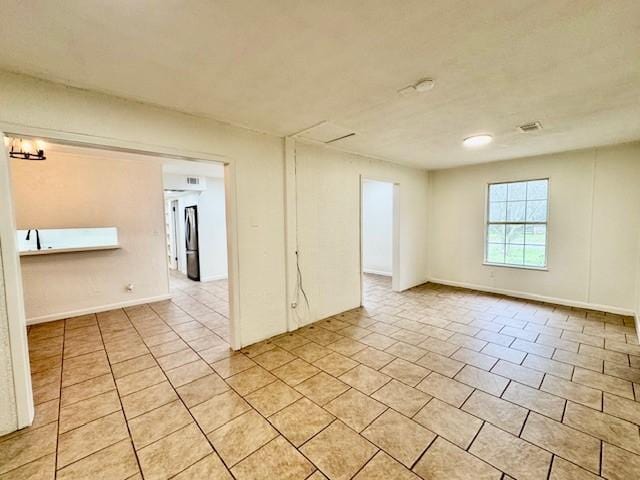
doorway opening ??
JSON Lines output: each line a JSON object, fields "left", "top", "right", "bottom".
{"left": 162, "top": 159, "right": 230, "bottom": 341}
{"left": 360, "top": 178, "right": 400, "bottom": 306}
{"left": 0, "top": 134, "right": 239, "bottom": 429}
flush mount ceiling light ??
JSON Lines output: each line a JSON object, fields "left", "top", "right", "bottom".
{"left": 463, "top": 134, "right": 493, "bottom": 148}
{"left": 8, "top": 137, "right": 47, "bottom": 160}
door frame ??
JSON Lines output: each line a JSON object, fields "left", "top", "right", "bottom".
{"left": 169, "top": 199, "right": 179, "bottom": 270}
{"left": 0, "top": 125, "right": 242, "bottom": 428}
{"left": 0, "top": 140, "right": 33, "bottom": 430}
{"left": 359, "top": 175, "right": 401, "bottom": 305}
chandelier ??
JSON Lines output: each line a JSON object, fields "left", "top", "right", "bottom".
{"left": 7, "top": 137, "right": 47, "bottom": 160}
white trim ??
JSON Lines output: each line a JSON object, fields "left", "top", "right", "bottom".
{"left": 26, "top": 294, "right": 174, "bottom": 325}
{"left": 199, "top": 274, "right": 228, "bottom": 282}
{"left": 223, "top": 162, "right": 242, "bottom": 350}
{"left": 0, "top": 146, "right": 34, "bottom": 429}
{"left": 283, "top": 137, "right": 299, "bottom": 332}
{"left": 391, "top": 183, "right": 401, "bottom": 292}
{"left": 635, "top": 313, "right": 640, "bottom": 343}
{"left": 363, "top": 269, "right": 392, "bottom": 277}
{"left": 359, "top": 176, "right": 363, "bottom": 305}
{"left": 482, "top": 262, "right": 548, "bottom": 272}
{"left": 484, "top": 177, "right": 550, "bottom": 269}
{"left": 428, "top": 276, "right": 636, "bottom": 316}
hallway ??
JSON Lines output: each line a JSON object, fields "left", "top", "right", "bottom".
{"left": 169, "top": 270, "right": 230, "bottom": 343}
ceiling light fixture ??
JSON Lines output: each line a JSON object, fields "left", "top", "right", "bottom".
{"left": 8, "top": 137, "right": 47, "bottom": 160}
{"left": 463, "top": 134, "right": 493, "bottom": 148}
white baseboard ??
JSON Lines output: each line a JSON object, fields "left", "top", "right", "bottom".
{"left": 200, "top": 274, "right": 228, "bottom": 282}
{"left": 635, "top": 313, "right": 640, "bottom": 343}
{"left": 26, "top": 293, "right": 173, "bottom": 325}
{"left": 363, "top": 269, "right": 392, "bottom": 277}
{"left": 428, "top": 277, "right": 635, "bottom": 317}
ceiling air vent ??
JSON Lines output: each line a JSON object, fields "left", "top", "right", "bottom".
{"left": 518, "top": 121, "right": 543, "bottom": 133}
{"left": 186, "top": 176, "right": 200, "bottom": 185}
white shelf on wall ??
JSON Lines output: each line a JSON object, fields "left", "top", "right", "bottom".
{"left": 17, "top": 227, "right": 120, "bottom": 257}
{"left": 20, "top": 244, "right": 121, "bottom": 256}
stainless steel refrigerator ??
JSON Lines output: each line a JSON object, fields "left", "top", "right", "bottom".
{"left": 185, "top": 205, "right": 200, "bottom": 281}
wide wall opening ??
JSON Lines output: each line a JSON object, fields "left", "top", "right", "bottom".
{"left": 0, "top": 136, "right": 237, "bottom": 430}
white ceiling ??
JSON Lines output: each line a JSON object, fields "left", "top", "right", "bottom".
{"left": 1, "top": 0, "right": 638, "bottom": 169}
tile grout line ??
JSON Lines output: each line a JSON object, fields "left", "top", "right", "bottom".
{"left": 123, "top": 302, "right": 246, "bottom": 478}
{"left": 545, "top": 454, "right": 554, "bottom": 480}
{"left": 52, "top": 318, "right": 68, "bottom": 478}
{"left": 599, "top": 439, "right": 604, "bottom": 477}
{"left": 518, "top": 409, "right": 531, "bottom": 438}
{"left": 94, "top": 311, "right": 146, "bottom": 478}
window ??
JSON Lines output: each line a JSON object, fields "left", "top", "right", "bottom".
{"left": 485, "top": 179, "right": 548, "bottom": 268}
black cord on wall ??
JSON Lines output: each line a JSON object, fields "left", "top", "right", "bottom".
{"left": 293, "top": 141, "right": 310, "bottom": 313}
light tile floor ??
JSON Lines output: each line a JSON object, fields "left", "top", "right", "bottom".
{"left": 1, "top": 273, "right": 640, "bottom": 479}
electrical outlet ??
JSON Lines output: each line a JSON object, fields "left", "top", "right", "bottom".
{"left": 126, "top": 283, "right": 134, "bottom": 292}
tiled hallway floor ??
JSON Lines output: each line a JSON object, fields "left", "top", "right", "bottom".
{"left": 169, "top": 270, "right": 230, "bottom": 342}
{"left": 2, "top": 274, "right": 640, "bottom": 479}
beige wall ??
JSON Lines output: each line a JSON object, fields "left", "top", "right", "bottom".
{"left": 0, "top": 70, "right": 288, "bottom": 348}
{"left": 295, "top": 142, "right": 429, "bottom": 323}
{"left": 195, "top": 177, "right": 228, "bottom": 281}
{"left": 0, "top": 242, "right": 18, "bottom": 434}
{"left": 11, "top": 145, "right": 169, "bottom": 321}
{"left": 428, "top": 142, "right": 640, "bottom": 313}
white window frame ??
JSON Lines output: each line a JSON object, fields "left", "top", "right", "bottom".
{"left": 483, "top": 178, "right": 549, "bottom": 271}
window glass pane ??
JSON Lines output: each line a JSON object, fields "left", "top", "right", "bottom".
{"left": 505, "top": 244, "right": 524, "bottom": 265}
{"left": 489, "top": 202, "right": 506, "bottom": 222}
{"left": 489, "top": 183, "right": 507, "bottom": 202}
{"left": 526, "top": 200, "right": 547, "bottom": 222}
{"left": 524, "top": 224, "right": 546, "bottom": 245}
{"left": 506, "top": 224, "right": 524, "bottom": 244}
{"left": 506, "top": 201, "right": 526, "bottom": 222}
{"left": 487, "top": 243, "right": 505, "bottom": 264}
{"left": 488, "top": 225, "right": 505, "bottom": 243}
{"left": 507, "top": 182, "right": 526, "bottom": 201}
{"left": 527, "top": 180, "right": 548, "bottom": 200}
{"left": 524, "top": 245, "right": 546, "bottom": 267}
{"left": 486, "top": 179, "right": 548, "bottom": 268}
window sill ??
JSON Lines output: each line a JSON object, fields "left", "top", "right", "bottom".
{"left": 483, "top": 262, "right": 548, "bottom": 272}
